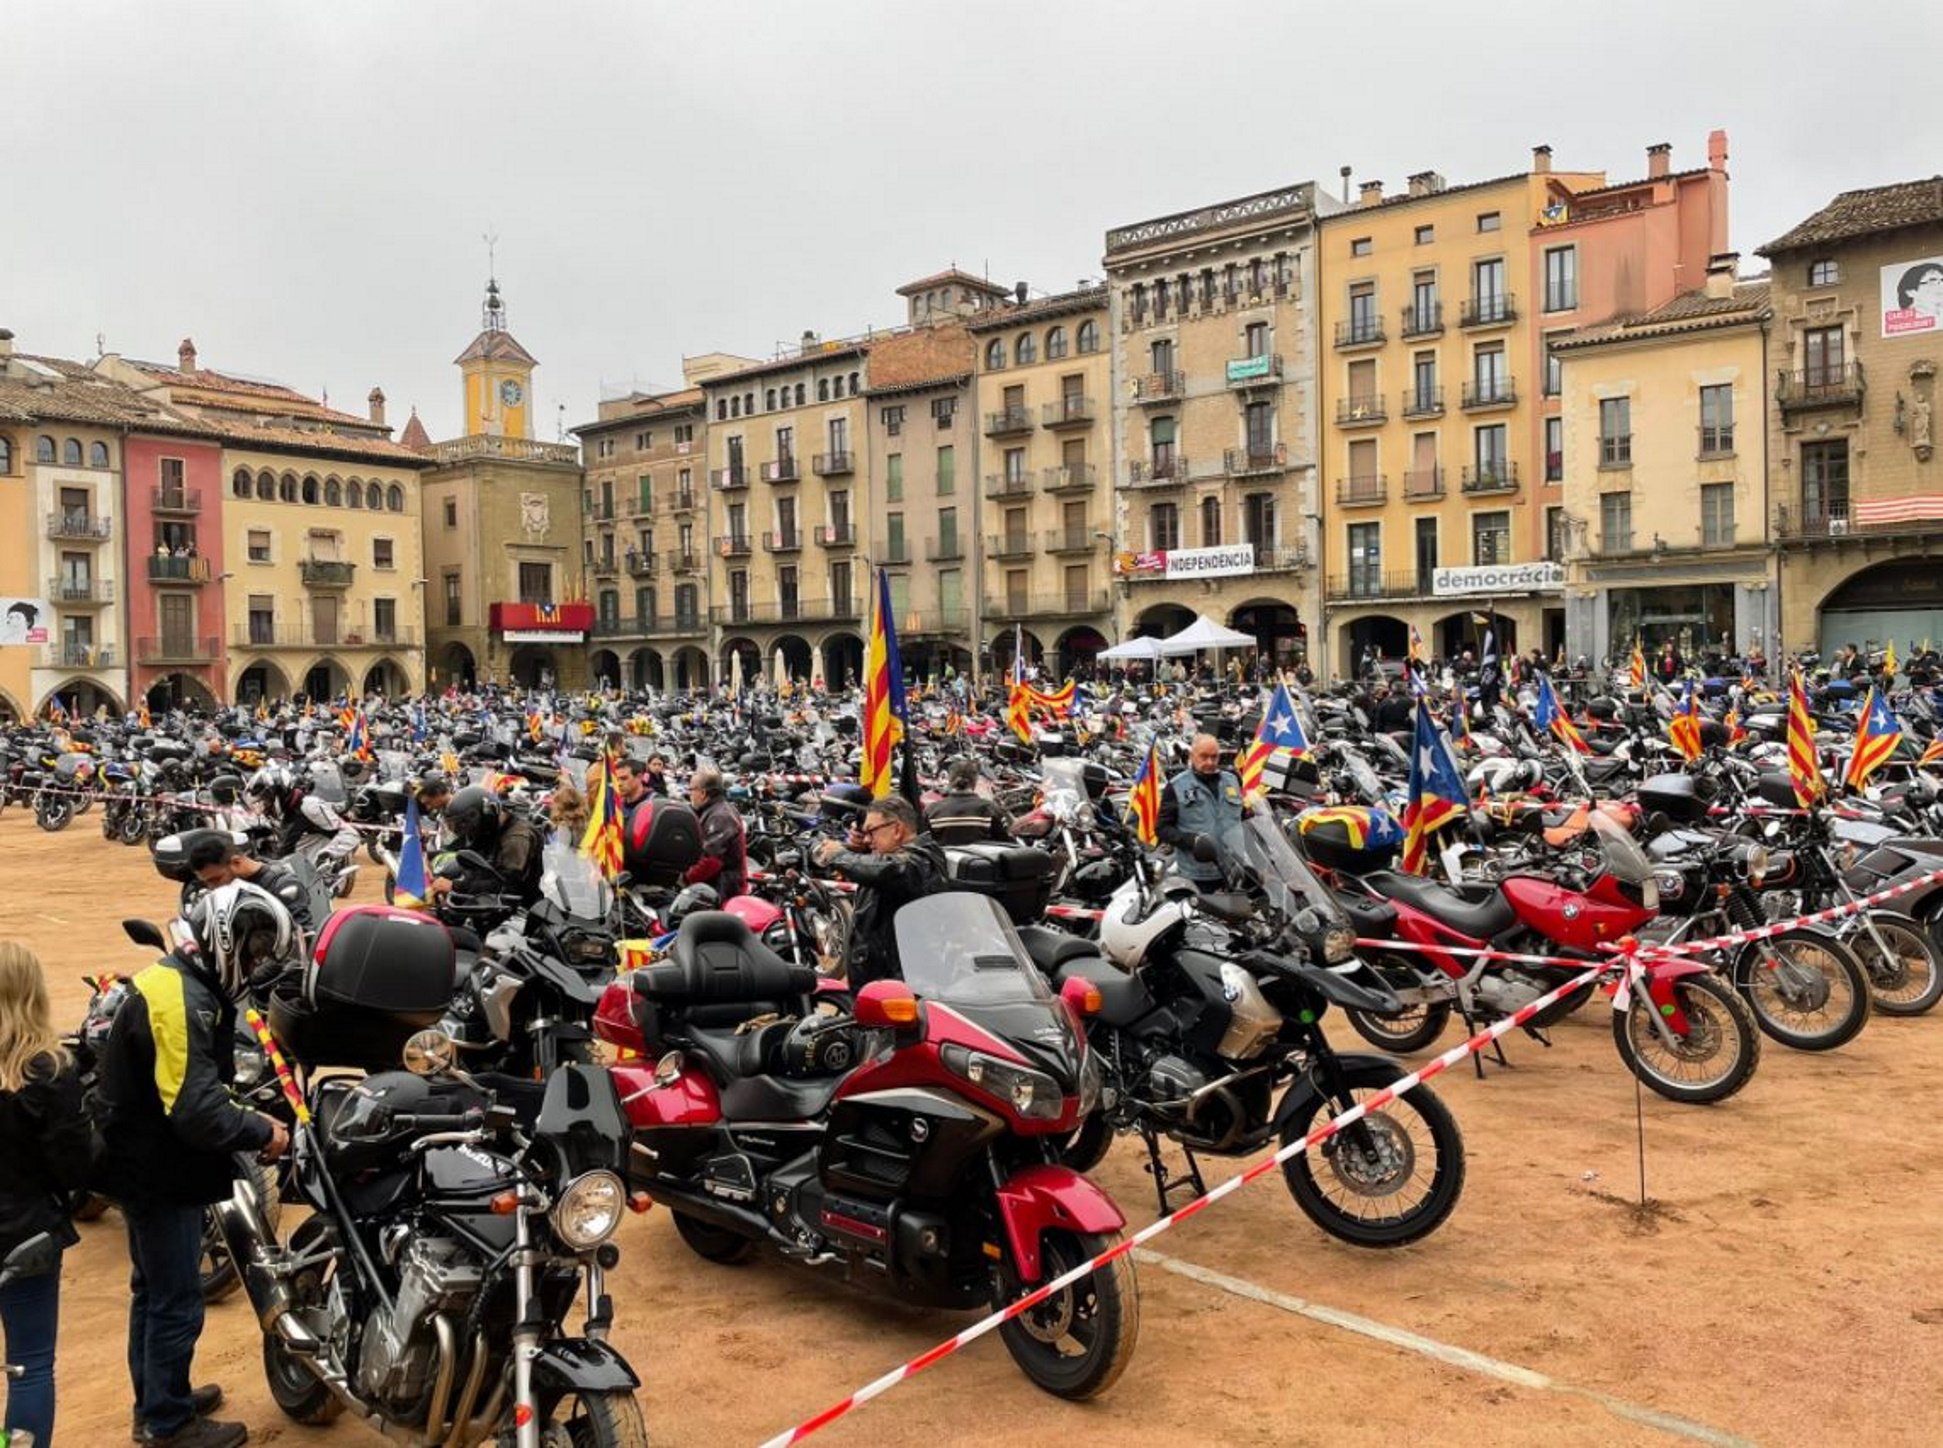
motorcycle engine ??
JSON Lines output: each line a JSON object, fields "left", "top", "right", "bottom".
{"left": 1474, "top": 970, "right": 1550, "bottom": 1016}
{"left": 1145, "top": 1054, "right": 1207, "bottom": 1104}
{"left": 355, "top": 1236, "right": 481, "bottom": 1406}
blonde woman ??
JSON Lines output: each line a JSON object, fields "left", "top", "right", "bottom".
{"left": 547, "top": 782, "right": 590, "bottom": 847}
{"left": 0, "top": 941, "right": 95, "bottom": 1448}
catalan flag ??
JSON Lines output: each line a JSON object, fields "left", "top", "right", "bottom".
{"left": 1920, "top": 735, "right": 1943, "bottom": 768}
{"left": 1534, "top": 674, "right": 1590, "bottom": 754}
{"left": 580, "top": 754, "right": 626, "bottom": 879}
{"left": 137, "top": 701, "right": 151, "bottom": 729}
{"left": 1845, "top": 686, "right": 1903, "bottom": 792}
{"left": 1125, "top": 741, "right": 1162, "bottom": 847}
{"left": 1668, "top": 679, "right": 1704, "bottom": 762}
{"left": 1402, "top": 700, "right": 1469, "bottom": 875}
{"left": 393, "top": 794, "right": 431, "bottom": 908}
{"left": 860, "top": 564, "right": 907, "bottom": 797}
{"left": 346, "top": 709, "right": 372, "bottom": 761}
{"left": 1629, "top": 638, "right": 1647, "bottom": 689}
{"left": 1885, "top": 639, "right": 1898, "bottom": 681}
{"left": 1787, "top": 668, "right": 1824, "bottom": 808}
{"left": 1239, "top": 682, "right": 1309, "bottom": 798}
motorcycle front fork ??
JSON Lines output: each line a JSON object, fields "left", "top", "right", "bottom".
{"left": 511, "top": 1207, "right": 541, "bottom": 1448}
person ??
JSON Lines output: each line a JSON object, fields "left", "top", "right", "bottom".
{"left": 611, "top": 755, "right": 651, "bottom": 811}
{"left": 813, "top": 795, "right": 947, "bottom": 986}
{"left": 1, "top": 941, "right": 96, "bottom": 1448}
{"left": 184, "top": 830, "right": 318, "bottom": 941}
{"left": 644, "top": 754, "right": 672, "bottom": 797}
{"left": 1156, "top": 733, "right": 1245, "bottom": 891}
{"left": 923, "top": 757, "right": 1012, "bottom": 844}
{"left": 95, "top": 885, "right": 293, "bottom": 1448}
{"left": 246, "top": 766, "right": 358, "bottom": 874}
{"left": 415, "top": 774, "right": 453, "bottom": 818}
{"left": 683, "top": 765, "right": 747, "bottom": 902}
{"left": 547, "top": 782, "right": 589, "bottom": 845}
{"left": 428, "top": 785, "right": 545, "bottom": 908}
{"left": 1656, "top": 641, "right": 1685, "bottom": 684}
{"left": 1372, "top": 679, "right": 1414, "bottom": 733}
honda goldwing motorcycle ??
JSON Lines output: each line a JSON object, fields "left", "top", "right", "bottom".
{"left": 606, "top": 893, "right": 1140, "bottom": 1399}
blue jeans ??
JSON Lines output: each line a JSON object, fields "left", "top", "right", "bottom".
{"left": 123, "top": 1203, "right": 205, "bottom": 1439}
{"left": 1, "top": 1256, "right": 60, "bottom": 1448}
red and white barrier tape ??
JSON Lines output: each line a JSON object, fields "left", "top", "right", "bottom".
{"left": 1632, "top": 864, "right": 1943, "bottom": 959}
{"left": 755, "top": 957, "right": 1610, "bottom": 1447}
{"left": 1046, "top": 903, "right": 1105, "bottom": 921}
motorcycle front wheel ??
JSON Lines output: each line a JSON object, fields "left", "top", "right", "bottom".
{"left": 263, "top": 1217, "right": 343, "bottom": 1425}
{"left": 1612, "top": 973, "right": 1760, "bottom": 1104}
{"left": 535, "top": 1391, "right": 648, "bottom": 1448}
{"left": 35, "top": 795, "right": 72, "bottom": 832}
{"left": 1278, "top": 1061, "right": 1466, "bottom": 1248}
{"left": 1733, "top": 930, "right": 1870, "bottom": 1050}
{"left": 1344, "top": 958, "right": 1452, "bottom": 1053}
{"left": 118, "top": 807, "right": 148, "bottom": 846}
{"left": 1841, "top": 911, "right": 1943, "bottom": 1016}
{"left": 1051, "top": 1111, "right": 1115, "bottom": 1174}
{"left": 996, "top": 1229, "right": 1139, "bottom": 1400}
{"left": 670, "top": 1207, "right": 756, "bottom": 1264}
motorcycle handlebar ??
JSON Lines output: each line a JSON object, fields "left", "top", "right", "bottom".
{"left": 391, "top": 1110, "right": 485, "bottom": 1135}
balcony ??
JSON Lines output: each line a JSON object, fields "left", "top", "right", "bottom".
{"left": 136, "top": 635, "right": 220, "bottom": 664}
{"left": 233, "top": 624, "right": 420, "bottom": 650}
{"left": 1226, "top": 354, "right": 1283, "bottom": 388}
{"left": 590, "top": 555, "right": 619, "bottom": 576}
{"left": 1124, "top": 457, "right": 1189, "bottom": 489}
{"left": 46, "top": 577, "right": 115, "bottom": 606}
{"left": 761, "top": 456, "right": 800, "bottom": 484}
{"left": 670, "top": 488, "right": 699, "bottom": 512}
{"left": 984, "top": 407, "right": 1034, "bottom": 437}
{"left": 1325, "top": 571, "right": 1421, "bottom": 604}
{"left": 626, "top": 552, "right": 656, "bottom": 577}
{"left": 147, "top": 556, "right": 213, "bottom": 585}
{"left": 1334, "top": 318, "right": 1385, "bottom": 351}
{"left": 1403, "top": 468, "right": 1446, "bottom": 501}
{"left": 986, "top": 590, "right": 1111, "bottom": 620}
{"left": 45, "top": 512, "right": 112, "bottom": 542}
{"left": 1046, "top": 527, "right": 1101, "bottom": 555}
{"left": 1400, "top": 303, "right": 1444, "bottom": 339}
{"left": 988, "top": 533, "right": 1035, "bottom": 561}
{"left": 1335, "top": 396, "right": 1388, "bottom": 427}
{"left": 1132, "top": 371, "right": 1185, "bottom": 404}
{"left": 1043, "top": 397, "right": 1096, "bottom": 428}
{"left": 709, "top": 466, "right": 751, "bottom": 491}
{"left": 1461, "top": 377, "right": 1518, "bottom": 411}
{"left": 899, "top": 606, "right": 970, "bottom": 635}
{"left": 714, "top": 534, "right": 752, "bottom": 558}
{"left": 924, "top": 535, "right": 965, "bottom": 562}
{"left": 1254, "top": 545, "right": 1310, "bottom": 574}
{"left": 1041, "top": 464, "right": 1097, "bottom": 495}
{"left": 670, "top": 551, "right": 701, "bottom": 574}
{"left": 299, "top": 559, "right": 355, "bottom": 589}
{"left": 1697, "top": 425, "right": 1737, "bottom": 459}
{"left": 711, "top": 598, "right": 861, "bottom": 626}
{"left": 38, "top": 643, "right": 117, "bottom": 670}
{"left": 1776, "top": 363, "right": 1865, "bottom": 414}
{"left": 1461, "top": 463, "right": 1519, "bottom": 495}
{"left": 1225, "top": 443, "right": 1287, "bottom": 478}
{"left": 876, "top": 539, "right": 911, "bottom": 566}
{"left": 983, "top": 472, "right": 1033, "bottom": 502}
{"left": 815, "top": 522, "right": 858, "bottom": 548}
{"left": 588, "top": 501, "right": 617, "bottom": 522}
{"left": 812, "top": 451, "right": 854, "bottom": 476}
{"left": 1461, "top": 294, "right": 1517, "bottom": 329}
{"left": 151, "top": 487, "right": 202, "bottom": 514}
{"left": 763, "top": 530, "right": 804, "bottom": 554}
{"left": 1773, "top": 499, "right": 1943, "bottom": 545}
{"left": 1335, "top": 474, "right": 1389, "bottom": 507}
{"left": 1402, "top": 386, "right": 1445, "bottom": 419}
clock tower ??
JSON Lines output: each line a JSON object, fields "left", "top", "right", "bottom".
{"left": 455, "top": 277, "right": 537, "bottom": 439}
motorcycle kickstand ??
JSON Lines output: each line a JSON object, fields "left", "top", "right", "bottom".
{"left": 1137, "top": 1125, "right": 1206, "bottom": 1214}
{"left": 1458, "top": 1005, "right": 1511, "bottom": 1077}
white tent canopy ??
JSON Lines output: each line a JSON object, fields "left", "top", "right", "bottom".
{"left": 1097, "top": 635, "right": 1168, "bottom": 663}
{"left": 1156, "top": 613, "right": 1256, "bottom": 655}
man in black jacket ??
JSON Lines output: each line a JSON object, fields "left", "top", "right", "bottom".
{"left": 682, "top": 765, "right": 747, "bottom": 901}
{"left": 923, "top": 757, "right": 1012, "bottom": 844}
{"left": 813, "top": 795, "right": 947, "bottom": 986}
{"left": 96, "top": 884, "right": 292, "bottom": 1448}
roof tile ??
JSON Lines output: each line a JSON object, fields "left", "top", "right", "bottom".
{"left": 1760, "top": 178, "right": 1943, "bottom": 256}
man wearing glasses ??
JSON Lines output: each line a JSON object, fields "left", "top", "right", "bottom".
{"left": 812, "top": 795, "right": 947, "bottom": 986}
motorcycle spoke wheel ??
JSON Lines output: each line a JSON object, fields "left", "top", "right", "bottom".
{"left": 1844, "top": 914, "right": 1943, "bottom": 1015}
{"left": 1280, "top": 1077, "right": 1464, "bottom": 1247}
{"left": 1739, "top": 932, "right": 1869, "bottom": 1050}
{"left": 996, "top": 1229, "right": 1139, "bottom": 1400}
{"left": 1614, "top": 975, "right": 1759, "bottom": 1104}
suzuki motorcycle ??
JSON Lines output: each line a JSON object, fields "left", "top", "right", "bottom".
{"left": 607, "top": 893, "right": 1140, "bottom": 1399}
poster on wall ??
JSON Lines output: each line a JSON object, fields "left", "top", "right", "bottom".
{"left": 1881, "top": 257, "right": 1943, "bottom": 338}
{"left": 0, "top": 599, "right": 53, "bottom": 646}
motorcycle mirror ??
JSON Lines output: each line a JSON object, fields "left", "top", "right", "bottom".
{"left": 854, "top": 979, "right": 920, "bottom": 1031}
{"left": 402, "top": 1028, "right": 457, "bottom": 1076}
{"left": 121, "top": 919, "right": 166, "bottom": 950}
{"left": 1191, "top": 835, "right": 1220, "bottom": 864}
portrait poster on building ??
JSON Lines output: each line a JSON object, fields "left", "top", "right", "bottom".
{"left": 0, "top": 599, "right": 53, "bottom": 646}
{"left": 1881, "top": 257, "right": 1943, "bottom": 338}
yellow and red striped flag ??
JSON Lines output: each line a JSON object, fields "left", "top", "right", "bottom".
{"left": 860, "top": 565, "right": 906, "bottom": 796}
{"left": 1125, "top": 741, "right": 1161, "bottom": 847}
{"left": 1787, "top": 669, "right": 1824, "bottom": 807}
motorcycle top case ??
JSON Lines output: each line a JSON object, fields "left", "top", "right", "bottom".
{"left": 622, "top": 798, "right": 703, "bottom": 889}
{"left": 270, "top": 904, "right": 456, "bottom": 1072}
{"left": 1636, "top": 772, "right": 1719, "bottom": 825}
{"left": 1296, "top": 805, "right": 1403, "bottom": 875}
{"left": 150, "top": 826, "right": 252, "bottom": 884}
{"left": 943, "top": 843, "right": 1055, "bottom": 925}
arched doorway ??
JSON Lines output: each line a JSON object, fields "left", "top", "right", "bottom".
{"left": 671, "top": 646, "right": 710, "bottom": 693}
{"left": 589, "top": 650, "right": 622, "bottom": 689}
{"left": 41, "top": 678, "right": 121, "bottom": 719}
{"left": 774, "top": 634, "right": 813, "bottom": 689}
{"left": 439, "top": 642, "right": 477, "bottom": 690}
{"left": 1229, "top": 600, "right": 1302, "bottom": 667}
{"left": 1133, "top": 603, "right": 1194, "bottom": 640}
{"left": 1815, "top": 559, "right": 1943, "bottom": 660}
{"left": 362, "top": 657, "right": 409, "bottom": 699}
{"left": 1435, "top": 611, "right": 1514, "bottom": 666}
{"left": 0, "top": 687, "right": 22, "bottom": 724}
{"left": 820, "top": 631, "right": 864, "bottom": 691}
{"left": 719, "top": 637, "right": 761, "bottom": 690}
{"left": 990, "top": 628, "right": 1044, "bottom": 678}
{"left": 507, "top": 645, "right": 558, "bottom": 690}
{"left": 234, "top": 659, "right": 291, "bottom": 706}
{"left": 1055, "top": 626, "right": 1108, "bottom": 679}
{"left": 303, "top": 657, "right": 352, "bottom": 703}
{"left": 629, "top": 648, "right": 663, "bottom": 693}
{"left": 1340, "top": 615, "right": 1408, "bottom": 677}
{"left": 146, "top": 673, "right": 219, "bottom": 712}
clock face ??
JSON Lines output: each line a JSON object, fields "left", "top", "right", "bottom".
{"left": 499, "top": 379, "right": 524, "bottom": 406}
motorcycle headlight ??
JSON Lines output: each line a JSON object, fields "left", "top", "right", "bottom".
{"left": 940, "top": 1043, "right": 1064, "bottom": 1120}
{"left": 1743, "top": 845, "right": 1770, "bottom": 885}
{"left": 550, "top": 1170, "right": 627, "bottom": 1251}
{"left": 233, "top": 1039, "right": 269, "bottom": 1090}
{"left": 1321, "top": 924, "right": 1356, "bottom": 964}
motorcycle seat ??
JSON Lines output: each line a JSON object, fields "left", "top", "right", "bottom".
{"left": 1054, "top": 955, "right": 1155, "bottom": 1028}
{"left": 634, "top": 911, "right": 818, "bottom": 1006}
{"left": 1365, "top": 872, "right": 1517, "bottom": 940}
{"left": 1339, "top": 895, "right": 1397, "bottom": 935}
{"left": 1014, "top": 925, "right": 1097, "bottom": 975}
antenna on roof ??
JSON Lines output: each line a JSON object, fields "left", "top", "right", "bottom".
{"left": 94, "top": 332, "right": 105, "bottom": 359}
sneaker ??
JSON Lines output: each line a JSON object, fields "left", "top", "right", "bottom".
{"left": 134, "top": 1387, "right": 225, "bottom": 1443}
{"left": 145, "top": 1415, "right": 246, "bottom": 1448}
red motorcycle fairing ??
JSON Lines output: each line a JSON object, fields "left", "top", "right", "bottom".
{"left": 834, "top": 1002, "right": 1081, "bottom": 1136}
{"left": 724, "top": 894, "right": 784, "bottom": 933}
{"left": 612, "top": 1062, "right": 722, "bottom": 1128}
{"left": 1499, "top": 872, "right": 1656, "bottom": 954}
{"left": 1611, "top": 954, "right": 1706, "bottom": 1036}
{"left": 990, "top": 1163, "right": 1126, "bottom": 1282}
{"left": 593, "top": 977, "right": 642, "bottom": 1054}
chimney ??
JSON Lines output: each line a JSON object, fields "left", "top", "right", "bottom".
{"left": 1339, "top": 165, "right": 1352, "bottom": 204}
{"left": 1704, "top": 252, "right": 1739, "bottom": 301}
{"left": 1358, "top": 179, "right": 1384, "bottom": 208}
{"left": 800, "top": 329, "right": 818, "bottom": 353}
{"left": 0, "top": 328, "right": 12, "bottom": 361}
{"left": 1407, "top": 170, "right": 1446, "bottom": 198}
{"left": 368, "top": 387, "right": 387, "bottom": 426}
{"left": 178, "top": 337, "right": 197, "bottom": 373}
{"left": 1531, "top": 144, "right": 1553, "bottom": 176}
{"left": 1707, "top": 128, "right": 1729, "bottom": 173}
{"left": 1646, "top": 143, "right": 1672, "bottom": 179}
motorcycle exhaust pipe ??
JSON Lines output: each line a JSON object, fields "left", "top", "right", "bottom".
{"left": 424, "top": 1313, "right": 459, "bottom": 1442}
{"left": 442, "top": 1331, "right": 491, "bottom": 1448}
{"left": 212, "top": 1181, "right": 309, "bottom": 1346}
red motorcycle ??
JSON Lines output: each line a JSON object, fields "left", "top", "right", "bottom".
{"left": 595, "top": 893, "right": 1140, "bottom": 1398}
{"left": 1338, "top": 810, "right": 1760, "bottom": 1104}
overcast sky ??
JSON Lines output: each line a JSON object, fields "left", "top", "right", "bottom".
{"left": 5, "top": 0, "right": 1937, "bottom": 444}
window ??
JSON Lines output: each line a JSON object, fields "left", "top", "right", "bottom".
{"left": 1474, "top": 424, "right": 1508, "bottom": 480}
{"left": 1543, "top": 338, "right": 1563, "bottom": 396}
{"left": 248, "top": 596, "right": 275, "bottom": 645}
{"left": 1477, "top": 211, "right": 1501, "bottom": 232}
{"left": 881, "top": 405, "right": 904, "bottom": 436}
{"left": 1150, "top": 502, "right": 1181, "bottom": 550}
{"left": 88, "top": 440, "right": 108, "bottom": 468}
{"left": 1409, "top": 272, "right": 1438, "bottom": 334}
{"left": 1545, "top": 416, "right": 1564, "bottom": 482}
{"left": 1600, "top": 492, "right": 1633, "bottom": 553}
{"left": 1003, "top": 447, "right": 1026, "bottom": 484}
{"left": 775, "top": 425, "right": 795, "bottom": 467}
{"left": 886, "top": 453, "right": 903, "bottom": 501}
{"left": 1473, "top": 342, "right": 1507, "bottom": 400}
{"left": 1015, "top": 332, "right": 1037, "bottom": 365}
{"left": 827, "top": 415, "right": 849, "bottom": 459}
{"left": 256, "top": 470, "right": 274, "bottom": 501}
{"left": 1345, "top": 363, "right": 1377, "bottom": 417}
{"left": 715, "top": 399, "right": 727, "bottom": 422}
{"left": 985, "top": 339, "right": 1005, "bottom": 369}
{"left": 518, "top": 562, "right": 551, "bottom": 604}
{"left": 637, "top": 474, "right": 653, "bottom": 512}
{"left": 373, "top": 537, "right": 395, "bottom": 569}
{"left": 324, "top": 478, "right": 343, "bottom": 506}
{"left": 937, "top": 506, "right": 958, "bottom": 555}
{"left": 230, "top": 467, "right": 250, "bottom": 498}
{"left": 1804, "top": 325, "right": 1845, "bottom": 385}
{"left": 1347, "top": 283, "right": 1378, "bottom": 341}
{"left": 1701, "top": 483, "right": 1736, "bottom": 547}
{"left": 848, "top": 372, "right": 859, "bottom": 396}
{"left": 886, "top": 513, "right": 906, "bottom": 561}
{"left": 0, "top": 436, "right": 12, "bottom": 474}
{"left": 366, "top": 481, "right": 384, "bottom": 510}
{"left": 1471, "top": 510, "right": 1510, "bottom": 565}
{"left": 374, "top": 598, "right": 397, "bottom": 643}
{"left": 1245, "top": 321, "right": 1269, "bottom": 358}
{"left": 1599, "top": 397, "right": 1632, "bottom": 466}
{"left": 1801, "top": 440, "right": 1850, "bottom": 523}
{"left": 345, "top": 477, "right": 362, "bottom": 507}
{"left": 247, "top": 529, "right": 271, "bottom": 563}
{"left": 35, "top": 435, "right": 56, "bottom": 463}
{"left": 937, "top": 445, "right": 955, "bottom": 495}
{"left": 1350, "top": 237, "right": 1372, "bottom": 257}
{"left": 158, "top": 457, "right": 185, "bottom": 497}
{"left": 1200, "top": 496, "right": 1222, "bottom": 546}
{"left": 443, "top": 496, "right": 457, "bottom": 528}
{"left": 1700, "top": 384, "right": 1734, "bottom": 454}
{"left": 931, "top": 396, "right": 957, "bottom": 428}
{"left": 1149, "top": 416, "right": 1177, "bottom": 475}
{"left": 1415, "top": 517, "right": 1439, "bottom": 589}
{"left": 1347, "top": 521, "right": 1381, "bottom": 595}
{"left": 675, "top": 423, "right": 695, "bottom": 445}
{"left": 815, "top": 380, "right": 828, "bottom": 403}
{"left": 1472, "top": 257, "right": 1506, "bottom": 317}
{"left": 1412, "top": 351, "right": 1437, "bottom": 404}
{"left": 299, "top": 474, "right": 319, "bottom": 505}
{"left": 637, "top": 431, "right": 654, "bottom": 450}
{"left": 745, "top": 391, "right": 755, "bottom": 413}
{"left": 1046, "top": 326, "right": 1068, "bottom": 359}
{"left": 444, "top": 572, "right": 462, "bottom": 626}
{"left": 1076, "top": 320, "right": 1098, "bottom": 354}
{"left": 765, "top": 389, "right": 777, "bottom": 411}
{"left": 61, "top": 438, "right": 82, "bottom": 465}
{"left": 793, "top": 383, "right": 805, "bottom": 407}
{"left": 1543, "top": 247, "right": 1578, "bottom": 311}
{"left": 1414, "top": 224, "right": 1435, "bottom": 245}
{"left": 1808, "top": 259, "right": 1840, "bottom": 287}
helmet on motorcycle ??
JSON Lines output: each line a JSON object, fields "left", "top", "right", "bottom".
{"left": 208, "top": 772, "right": 245, "bottom": 807}
{"left": 247, "top": 764, "right": 290, "bottom": 806}
{"left": 179, "top": 880, "right": 295, "bottom": 999}
{"left": 440, "top": 785, "right": 504, "bottom": 853}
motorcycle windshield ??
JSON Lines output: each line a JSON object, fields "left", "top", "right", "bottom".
{"left": 1589, "top": 808, "right": 1653, "bottom": 887}
{"left": 893, "top": 893, "right": 1052, "bottom": 1007}
{"left": 1040, "top": 758, "right": 1087, "bottom": 824}
{"left": 1242, "top": 814, "right": 1351, "bottom": 930}
{"left": 540, "top": 842, "right": 614, "bottom": 920}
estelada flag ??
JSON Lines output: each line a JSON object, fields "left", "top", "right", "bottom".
{"left": 1845, "top": 686, "right": 1902, "bottom": 792}
{"left": 1125, "top": 741, "right": 1162, "bottom": 847}
{"left": 1534, "top": 674, "right": 1590, "bottom": 754}
{"left": 1239, "top": 682, "right": 1310, "bottom": 797}
{"left": 860, "top": 565, "right": 906, "bottom": 796}
{"left": 1402, "top": 700, "right": 1468, "bottom": 875}
{"left": 392, "top": 795, "right": 431, "bottom": 909}
{"left": 1787, "top": 668, "right": 1825, "bottom": 807}
{"left": 1668, "top": 679, "right": 1704, "bottom": 762}
{"left": 1629, "top": 638, "right": 1647, "bottom": 689}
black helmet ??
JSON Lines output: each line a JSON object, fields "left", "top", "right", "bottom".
{"left": 208, "top": 772, "right": 245, "bottom": 807}
{"left": 441, "top": 785, "right": 503, "bottom": 852}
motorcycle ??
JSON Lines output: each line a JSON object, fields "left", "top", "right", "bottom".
{"left": 1038, "top": 815, "right": 1466, "bottom": 1248}
{"left": 607, "top": 894, "right": 1140, "bottom": 1399}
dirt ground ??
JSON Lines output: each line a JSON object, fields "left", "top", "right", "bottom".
{"left": 4, "top": 810, "right": 1940, "bottom": 1448}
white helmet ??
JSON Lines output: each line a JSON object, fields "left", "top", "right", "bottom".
{"left": 177, "top": 880, "right": 295, "bottom": 999}
{"left": 1098, "top": 875, "right": 1191, "bottom": 970}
